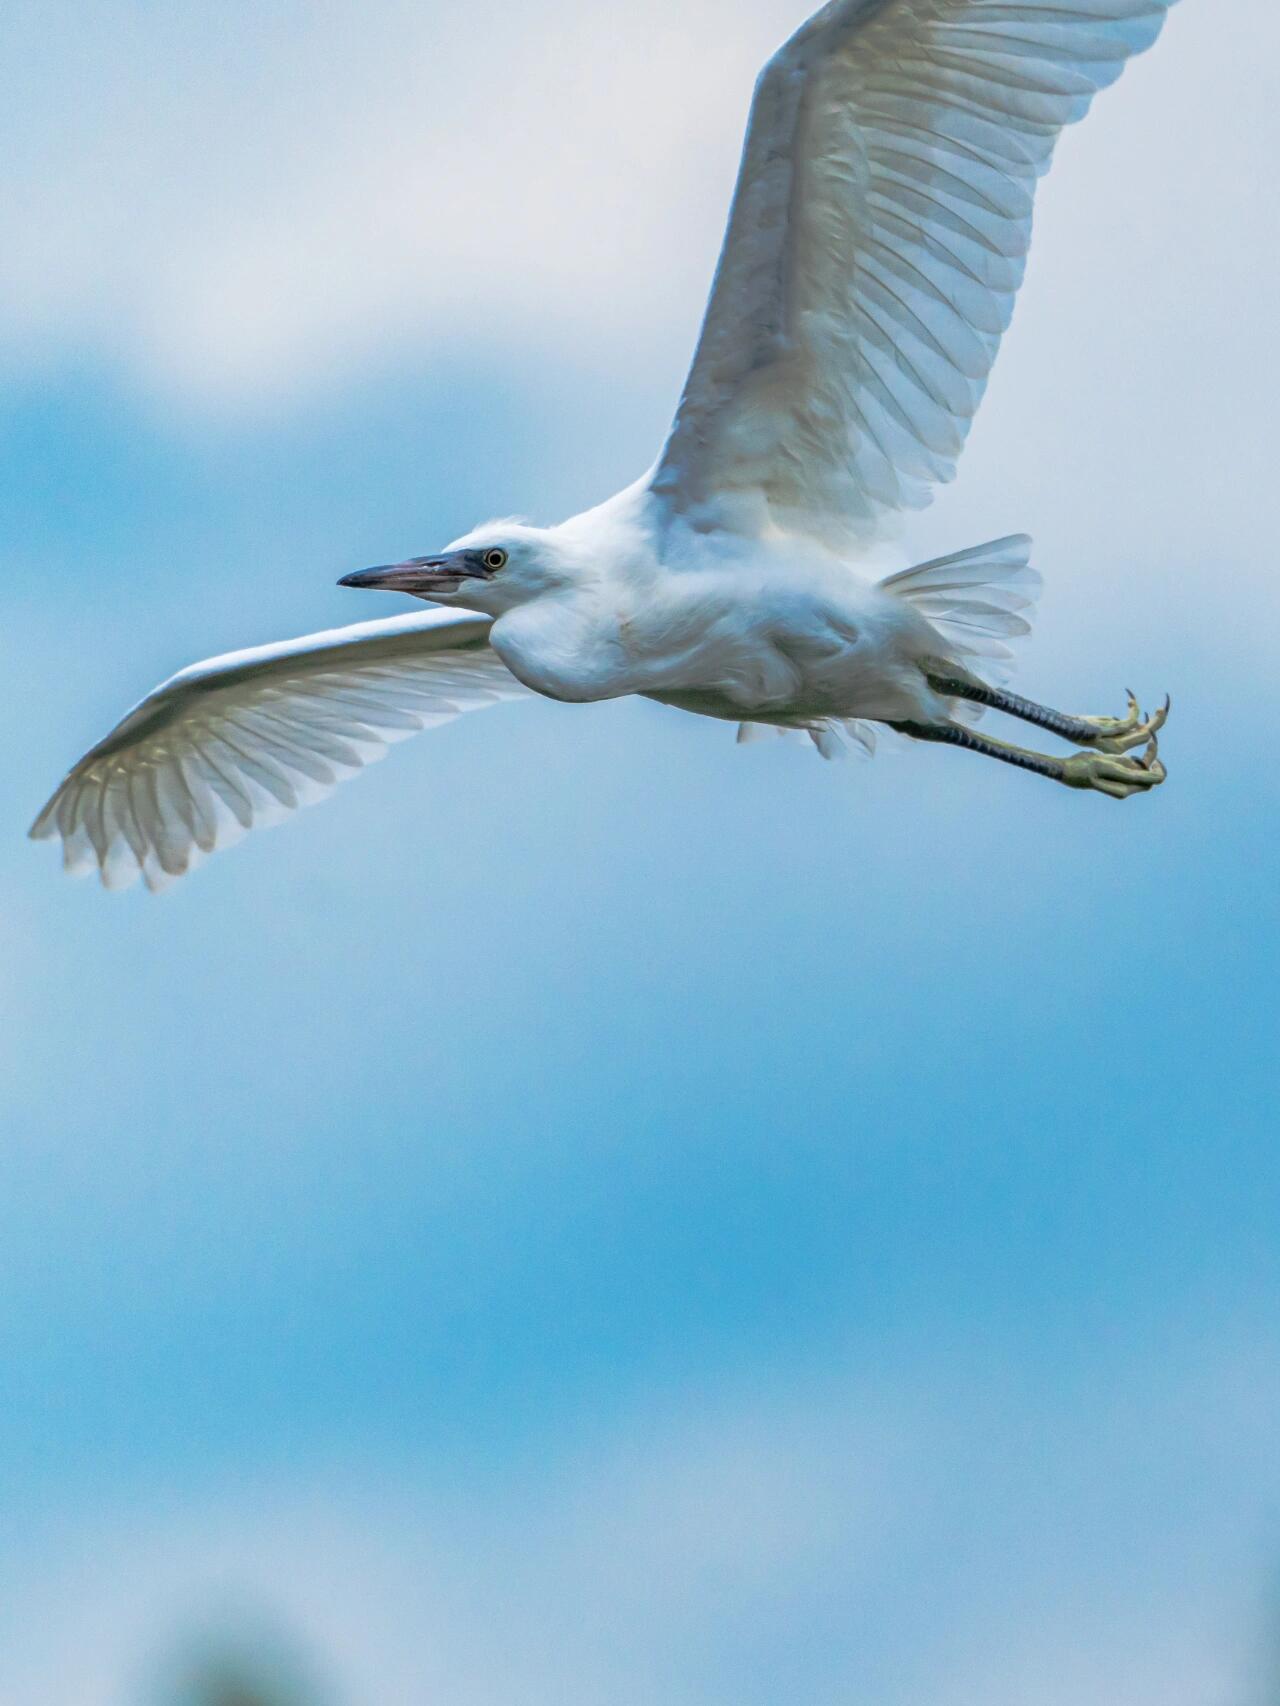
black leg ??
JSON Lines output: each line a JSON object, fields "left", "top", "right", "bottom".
{"left": 890, "top": 719, "right": 1166, "bottom": 799}
{"left": 924, "top": 673, "right": 1169, "bottom": 751}
{"left": 891, "top": 719, "right": 1066, "bottom": 780}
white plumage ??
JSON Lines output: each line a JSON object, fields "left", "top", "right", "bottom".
{"left": 654, "top": 0, "right": 1173, "bottom": 546}
{"left": 31, "top": 613, "right": 526, "bottom": 891}
{"left": 33, "top": 0, "right": 1179, "bottom": 891}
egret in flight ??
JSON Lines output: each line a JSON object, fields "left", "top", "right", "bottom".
{"left": 34, "top": 0, "right": 1178, "bottom": 892}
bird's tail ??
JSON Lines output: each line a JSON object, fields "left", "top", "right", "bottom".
{"left": 735, "top": 535, "right": 1041, "bottom": 760}
{"left": 878, "top": 533, "right": 1041, "bottom": 679}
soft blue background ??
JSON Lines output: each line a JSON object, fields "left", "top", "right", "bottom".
{"left": 1, "top": 3, "right": 1277, "bottom": 1702}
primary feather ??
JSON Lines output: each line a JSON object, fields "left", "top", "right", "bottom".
{"left": 30, "top": 612, "right": 527, "bottom": 891}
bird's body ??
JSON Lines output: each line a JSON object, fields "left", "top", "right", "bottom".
{"left": 33, "top": 0, "right": 1182, "bottom": 891}
{"left": 481, "top": 482, "right": 937, "bottom": 729}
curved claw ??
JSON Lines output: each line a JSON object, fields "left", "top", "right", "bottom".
{"left": 1078, "top": 692, "right": 1142, "bottom": 745}
{"left": 1138, "top": 732, "right": 1166, "bottom": 783}
{"left": 1088, "top": 692, "right": 1171, "bottom": 755}
{"left": 1063, "top": 743, "right": 1167, "bottom": 800}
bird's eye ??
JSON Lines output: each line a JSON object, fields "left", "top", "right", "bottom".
{"left": 483, "top": 548, "right": 508, "bottom": 572}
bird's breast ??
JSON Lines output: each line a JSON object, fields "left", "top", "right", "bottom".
{"left": 490, "top": 575, "right": 882, "bottom": 715}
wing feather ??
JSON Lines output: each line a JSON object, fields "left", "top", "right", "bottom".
{"left": 651, "top": 0, "right": 1176, "bottom": 548}
{"left": 30, "top": 610, "right": 529, "bottom": 892}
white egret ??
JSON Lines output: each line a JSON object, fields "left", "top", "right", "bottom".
{"left": 33, "top": 0, "right": 1179, "bottom": 892}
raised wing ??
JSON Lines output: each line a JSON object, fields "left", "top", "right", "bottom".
{"left": 30, "top": 610, "right": 529, "bottom": 891}
{"left": 651, "top": 0, "right": 1175, "bottom": 549}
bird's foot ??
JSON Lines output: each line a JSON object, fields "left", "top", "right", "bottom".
{"left": 1075, "top": 691, "right": 1170, "bottom": 754}
{"left": 1062, "top": 736, "right": 1166, "bottom": 799}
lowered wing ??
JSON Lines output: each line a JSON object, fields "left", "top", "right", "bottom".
{"left": 31, "top": 609, "right": 530, "bottom": 891}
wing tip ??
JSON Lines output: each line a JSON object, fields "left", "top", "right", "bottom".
{"left": 28, "top": 793, "right": 62, "bottom": 841}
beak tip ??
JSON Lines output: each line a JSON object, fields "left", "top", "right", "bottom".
{"left": 338, "top": 557, "right": 470, "bottom": 595}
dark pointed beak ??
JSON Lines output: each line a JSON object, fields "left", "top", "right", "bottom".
{"left": 338, "top": 554, "right": 483, "bottom": 595}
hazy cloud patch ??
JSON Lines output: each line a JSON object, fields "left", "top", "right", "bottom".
{"left": 3, "top": 1342, "right": 1276, "bottom": 1706}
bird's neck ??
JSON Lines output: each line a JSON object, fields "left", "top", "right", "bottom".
{"left": 489, "top": 586, "right": 623, "bottom": 703}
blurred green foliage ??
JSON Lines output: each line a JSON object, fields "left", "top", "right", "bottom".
{"left": 146, "top": 1625, "right": 334, "bottom": 1706}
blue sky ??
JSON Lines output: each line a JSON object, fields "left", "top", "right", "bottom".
{"left": 2, "top": 3, "right": 1278, "bottom": 1702}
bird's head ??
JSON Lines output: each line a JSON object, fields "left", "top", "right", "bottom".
{"left": 339, "top": 520, "right": 574, "bottom": 616}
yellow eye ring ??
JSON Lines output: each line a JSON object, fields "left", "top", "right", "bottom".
{"left": 483, "top": 548, "right": 508, "bottom": 572}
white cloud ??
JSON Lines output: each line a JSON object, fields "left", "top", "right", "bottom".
{"left": 0, "top": 1378, "right": 902, "bottom": 1706}
{"left": 5, "top": 0, "right": 1276, "bottom": 639}
{"left": 5, "top": 0, "right": 1271, "bottom": 443}
{"left": 0, "top": 0, "right": 796, "bottom": 408}
{"left": 2, "top": 1341, "right": 1276, "bottom": 1706}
